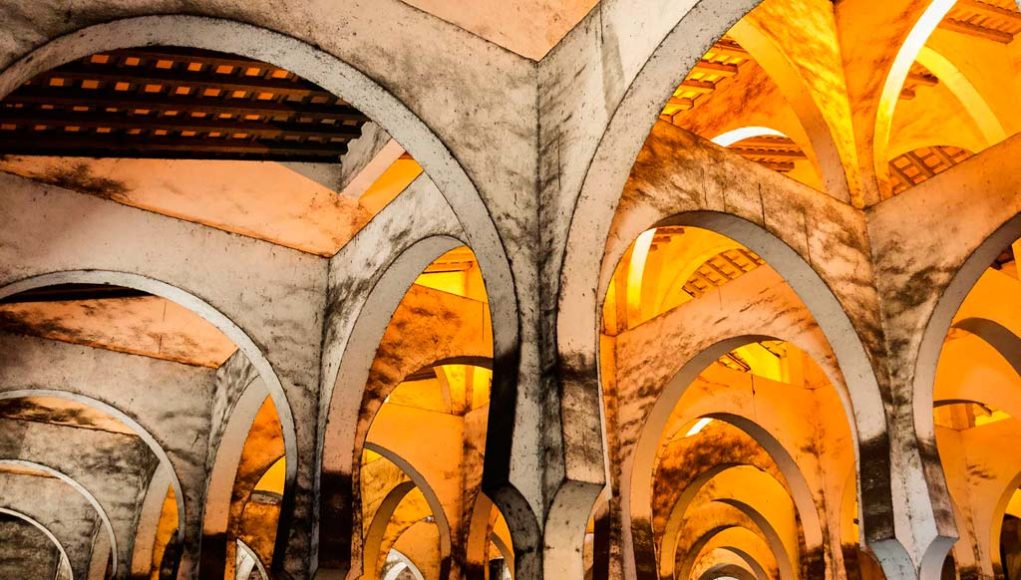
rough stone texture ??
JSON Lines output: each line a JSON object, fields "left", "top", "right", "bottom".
{"left": 0, "top": 172, "right": 328, "bottom": 576}
{"left": 0, "top": 512, "right": 63, "bottom": 579}
{"left": 0, "top": 1, "right": 1020, "bottom": 578}
{"left": 208, "top": 352, "right": 261, "bottom": 474}
{"left": 0, "top": 471, "right": 102, "bottom": 579}
{"left": 0, "top": 417, "right": 157, "bottom": 572}
{"left": 0, "top": 330, "right": 218, "bottom": 572}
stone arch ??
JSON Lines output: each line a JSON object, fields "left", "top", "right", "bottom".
{"left": 710, "top": 126, "right": 788, "bottom": 147}
{"left": 0, "top": 269, "right": 296, "bottom": 571}
{"left": 0, "top": 17, "right": 519, "bottom": 571}
{"left": 466, "top": 493, "right": 496, "bottom": 576}
{"left": 363, "top": 442, "right": 452, "bottom": 578}
{"left": 201, "top": 383, "right": 276, "bottom": 578}
{"left": 990, "top": 471, "right": 1021, "bottom": 576}
{"left": 0, "top": 16, "right": 513, "bottom": 328}
{"left": 954, "top": 318, "right": 1021, "bottom": 377}
{"left": 697, "top": 562, "right": 757, "bottom": 580}
{"left": 614, "top": 215, "right": 887, "bottom": 567}
{"left": 0, "top": 390, "right": 185, "bottom": 544}
{"left": 553, "top": 2, "right": 767, "bottom": 565}
{"left": 0, "top": 507, "right": 74, "bottom": 580}
{"left": 720, "top": 545, "right": 771, "bottom": 580}
{"left": 679, "top": 499, "right": 795, "bottom": 580}
{"left": 871, "top": 0, "right": 957, "bottom": 191}
{"left": 623, "top": 335, "right": 763, "bottom": 577}
{"left": 363, "top": 481, "right": 418, "bottom": 579}
{"left": 912, "top": 213, "right": 1021, "bottom": 575}
{"left": 885, "top": 47, "right": 1005, "bottom": 161}
{"left": 320, "top": 234, "right": 500, "bottom": 571}
{"left": 236, "top": 538, "right": 269, "bottom": 580}
{"left": 383, "top": 548, "right": 426, "bottom": 580}
{"left": 132, "top": 464, "right": 173, "bottom": 578}
{"left": 624, "top": 327, "right": 865, "bottom": 578}
{"left": 0, "top": 459, "right": 117, "bottom": 578}
{"left": 725, "top": 17, "right": 851, "bottom": 200}
{"left": 677, "top": 524, "right": 776, "bottom": 580}
{"left": 658, "top": 464, "right": 799, "bottom": 580}
{"left": 656, "top": 410, "right": 825, "bottom": 579}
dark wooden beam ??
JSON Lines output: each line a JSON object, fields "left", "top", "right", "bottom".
{"left": 939, "top": 18, "right": 1014, "bottom": 43}
{"left": 37, "top": 63, "right": 330, "bottom": 99}
{"left": 4, "top": 87, "right": 369, "bottom": 122}
{"left": 104, "top": 47, "right": 294, "bottom": 72}
{"left": 0, "top": 109, "right": 361, "bottom": 140}
{"left": 0, "top": 283, "right": 151, "bottom": 304}
{"left": 0, "top": 134, "right": 347, "bottom": 161}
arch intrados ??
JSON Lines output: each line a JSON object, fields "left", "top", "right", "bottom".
{"left": 0, "top": 389, "right": 186, "bottom": 545}
{"left": 0, "top": 270, "right": 295, "bottom": 544}
{"left": 0, "top": 15, "right": 510, "bottom": 286}
{"left": 630, "top": 337, "right": 833, "bottom": 533}
{"left": 363, "top": 481, "right": 417, "bottom": 578}
{"left": 697, "top": 561, "right": 758, "bottom": 580}
{"left": 201, "top": 384, "right": 274, "bottom": 574}
{"left": 662, "top": 464, "right": 799, "bottom": 579}
{"left": 467, "top": 491, "right": 516, "bottom": 575}
{"left": 0, "top": 507, "right": 74, "bottom": 580}
{"left": 363, "top": 442, "right": 452, "bottom": 564}
{"left": 704, "top": 499, "right": 795, "bottom": 580}
{"left": 719, "top": 545, "right": 770, "bottom": 580}
{"left": 678, "top": 523, "right": 776, "bottom": 580}
{"left": 0, "top": 459, "right": 118, "bottom": 577}
{"left": 914, "top": 213, "right": 1021, "bottom": 444}
{"left": 988, "top": 470, "right": 1021, "bottom": 573}
{"left": 398, "top": 357, "right": 494, "bottom": 413}
{"left": 953, "top": 317, "right": 1021, "bottom": 378}
{"left": 321, "top": 233, "right": 461, "bottom": 477}
{"left": 236, "top": 538, "right": 269, "bottom": 580}
{"left": 383, "top": 548, "right": 426, "bottom": 580}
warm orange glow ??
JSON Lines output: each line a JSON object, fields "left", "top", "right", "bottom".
{"left": 875, "top": 0, "right": 956, "bottom": 189}
{"left": 731, "top": 343, "right": 788, "bottom": 383}
{"left": 359, "top": 157, "right": 424, "bottom": 215}
{"left": 625, "top": 229, "right": 655, "bottom": 324}
{"left": 414, "top": 246, "right": 487, "bottom": 302}
{"left": 150, "top": 486, "right": 178, "bottom": 580}
{"left": 254, "top": 457, "right": 286, "bottom": 494}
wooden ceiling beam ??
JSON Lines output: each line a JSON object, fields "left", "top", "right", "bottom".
{"left": 0, "top": 134, "right": 346, "bottom": 160}
{"left": 102, "top": 47, "right": 291, "bottom": 72}
{"left": 679, "top": 78, "right": 717, "bottom": 92}
{"left": 729, "top": 147, "right": 806, "bottom": 158}
{"left": 692, "top": 60, "right": 739, "bottom": 75}
{"left": 938, "top": 18, "right": 1015, "bottom": 43}
{"left": 0, "top": 110, "right": 360, "bottom": 140}
{"left": 36, "top": 65, "right": 328, "bottom": 99}
{"left": 4, "top": 88, "right": 368, "bottom": 122}
{"left": 0, "top": 284, "right": 151, "bottom": 304}
{"left": 956, "top": 0, "right": 1021, "bottom": 24}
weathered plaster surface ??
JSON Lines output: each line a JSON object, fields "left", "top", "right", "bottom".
{"left": 0, "top": 417, "right": 157, "bottom": 573}
{"left": 0, "top": 471, "right": 102, "bottom": 579}
{"left": 0, "top": 513, "right": 63, "bottom": 579}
